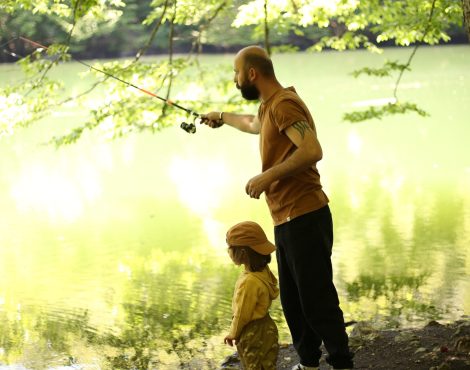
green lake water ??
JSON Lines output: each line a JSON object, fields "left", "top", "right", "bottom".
{"left": 0, "top": 45, "right": 469, "bottom": 369}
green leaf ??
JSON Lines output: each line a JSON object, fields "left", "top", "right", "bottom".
{"left": 351, "top": 60, "right": 410, "bottom": 78}
{"left": 343, "top": 102, "right": 429, "bottom": 123}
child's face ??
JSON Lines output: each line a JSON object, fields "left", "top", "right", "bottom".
{"left": 227, "top": 247, "right": 243, "bottom": 265}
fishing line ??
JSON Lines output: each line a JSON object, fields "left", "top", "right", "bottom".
{"left": 1, "top": 36, "right": 200, "bottom": 133}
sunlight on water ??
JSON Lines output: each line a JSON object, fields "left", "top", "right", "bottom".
{"left": 346, "top": 128, "right": 362, "bottom": 156}
{"left": 10, "top": 162, "right": 102, "bottom": 222}
{"left": 350, "top": 97, "right": 396, "bottom": 107}
{"left": 168, "top": 155, "right": 232, "bottom": 252}
{"left": 168, "top": 156, "right": 229, "bottom": 217}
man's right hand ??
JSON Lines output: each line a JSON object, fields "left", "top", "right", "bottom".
{"left": 200, "top": 112, "right": 224, "bottom": 128}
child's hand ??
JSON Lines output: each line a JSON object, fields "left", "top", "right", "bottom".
{"left": 224, "top": 336, "right": 236, "bottom": 346}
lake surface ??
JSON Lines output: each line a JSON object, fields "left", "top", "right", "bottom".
{"left": 0, "top": 45, "right": 469, "bottom": 369}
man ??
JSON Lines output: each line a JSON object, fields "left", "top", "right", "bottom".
{"left": 201, "top": 46, "right": 354, "bottom": 370}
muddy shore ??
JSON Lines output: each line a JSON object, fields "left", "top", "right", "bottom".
{"left": 220, "top": 318, "right": 470, "bottom": 369}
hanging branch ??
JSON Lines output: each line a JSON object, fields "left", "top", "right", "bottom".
{"left": 56, "top": 0, "right": 171, "bottom": 107}
{"left": 344, "top": 0, "right": 438, "bottom": 123}
{"left": 190, "top": 1, "right": 227, "bottom": 56}
{"left": 24, "top": 0, "right": 81, "bottom": 96}
{"left": 134, "top": 0, "right": 171, "bottom": 61}
{"left": 393, "top": 0, "right": 437, "bottom": 100}
{"left": 264, "top": 0, "right": 271, "bottom": 56}
{"left": 65, "top": 0, "right": 81, "bottom": 44}
{"left": 162, "top": 0, "right": 177, "bottom": 117}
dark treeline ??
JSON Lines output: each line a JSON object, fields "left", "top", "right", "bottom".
{"left": 0, "top": 0, "right": 467, "bottom": 63}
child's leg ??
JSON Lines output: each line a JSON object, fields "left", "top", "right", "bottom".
{"left": 236, "top": 315, "right": 279, "bottom": 370}
{"left": 261, "top": 314, "right": 279, "bottom": 369}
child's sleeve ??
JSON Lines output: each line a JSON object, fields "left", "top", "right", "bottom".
{"left": 228, "top": 277, "right": 259, "bottom": 339}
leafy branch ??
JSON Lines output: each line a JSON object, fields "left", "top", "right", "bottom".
{"left": 343, "top": 102, "right": 428, "bottom": 123}
{"left": 344, "top": 0, "right": 438, "bottom": 123}
{"left": 351, "top": 61, "right": 410, "bottom": 78}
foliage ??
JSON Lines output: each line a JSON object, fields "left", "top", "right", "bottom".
{"left": 351, "top": 61, "right": 411, "bottom": 78}
{"left": 343, "top": 102, "right": 429, "bottom": 123}
{"left": 0, "top": 0, "right": 467, "bottom": 144}
{"left": 233, "top": 0, "right": 464, "bottom": 123}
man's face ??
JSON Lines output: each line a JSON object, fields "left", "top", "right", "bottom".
{"left": 233, "top": 57, "right": 260, "bottom": 101}
{"left": 238, "top": 79, "right": 260, "bottom": 101}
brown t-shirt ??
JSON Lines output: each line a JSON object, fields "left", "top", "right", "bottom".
{"left": 258, "top": 86, "right": 329, "bottom": 225}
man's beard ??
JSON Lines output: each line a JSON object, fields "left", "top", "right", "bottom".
{"left": 237, "top": 81, "right": 260, "bottom": 101}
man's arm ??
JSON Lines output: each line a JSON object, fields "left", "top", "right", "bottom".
{"left": 245, "top": 120, "right": 322, "bottom": 199}
{"left": 201, "top": 111, "right": 260, "bottom": 134}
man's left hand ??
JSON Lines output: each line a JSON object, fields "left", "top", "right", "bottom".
{"left": 245, "top": 173, "right": 271, "bottom": 199}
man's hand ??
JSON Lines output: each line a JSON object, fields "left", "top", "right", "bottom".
{"left": 200, "top": 112, "right": 224, "bottom": 128}
{"left": 224, "top": 336, "right": 236, "bottom": 346}
{"left": 245, "top": 172, "right": 273, "bottom": 199}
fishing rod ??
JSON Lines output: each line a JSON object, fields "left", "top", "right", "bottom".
{"left": 2, "top": 36, "right": 199, "bottom": 133}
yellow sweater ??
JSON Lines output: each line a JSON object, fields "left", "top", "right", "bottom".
{"left": 229, "top": 265, "right": 279, "bottom": 339}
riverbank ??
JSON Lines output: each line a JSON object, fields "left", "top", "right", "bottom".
{"left": 220, "top": 318, "right": 470, "bottom": 369}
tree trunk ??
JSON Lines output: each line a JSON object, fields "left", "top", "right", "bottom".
{"left": 264, "top": 0, "right": 271, "bottom": 56}
{"left": 464, "top": 0, "right": 470, "bottom": 41}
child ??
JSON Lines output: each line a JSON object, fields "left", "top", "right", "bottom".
{"left": 224, "top": 221, "right": 279, "bottom": 370}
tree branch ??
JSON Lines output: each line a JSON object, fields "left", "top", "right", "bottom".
{"left": 24, "top": 0, "right": 81, "bottom": 96}
{"left": 264, "top": 0, "right": 271, "bottom": 56}
{"left": 162, "top": 1, "right": 177, "bottom": 117}
{"left": 190, "top": 1, "right": 227, "bottom": 56}
{"left": 393, "top": 0, "right": 437, "bottom": 100}
{"left": 59, "top": 0, "right": 171, "bottom": 107}
{"left": 134, "top": 0, "right": 170, "bottom": 61}
{"left": 463, "top": 0, "right": 470, "bottom": 42}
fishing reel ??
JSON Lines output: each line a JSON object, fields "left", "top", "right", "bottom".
{"left": 180, "top": 121, "right": 196, "bottom": 134}
{"left": 180, "top": 112, "right": 198, "bottom": 134}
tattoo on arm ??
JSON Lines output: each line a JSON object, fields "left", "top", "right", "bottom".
{"left": 292, "top": 120, "right": 311, "bottom": 139}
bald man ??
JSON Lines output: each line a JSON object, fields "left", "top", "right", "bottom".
{"left": 202, "top": 46, "right": 354, "bottom": 370}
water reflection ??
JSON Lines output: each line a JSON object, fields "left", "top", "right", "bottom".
{"left": 1, "top": 170, "right": 468, "bottom": 369}
{"left": 332, "top": 174, "right": 469, "bottom": 328}
{"left": 0, "top": 255, "right": 236, "bottom": 369}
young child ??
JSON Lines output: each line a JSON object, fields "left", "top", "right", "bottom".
{"left": 224, "top": 221, "right": 279, "bottom": 370}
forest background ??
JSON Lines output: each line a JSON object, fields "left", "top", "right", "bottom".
{"left": 0, "top": 0, "right": 469, "bottom": 144}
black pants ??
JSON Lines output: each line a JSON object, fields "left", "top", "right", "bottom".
{"left": 275, "top": 205, "right": 353, "bottom": 368}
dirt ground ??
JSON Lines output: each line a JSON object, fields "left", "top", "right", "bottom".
{"left": 220, "top": 318, "right": 470, "bottom": 370}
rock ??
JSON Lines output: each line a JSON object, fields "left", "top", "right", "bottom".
{"left": 426, "top": 320, "right": 442, "bottom": 327}
{"left": 453, "top": 327, "right": 463, "bottom": 337}
{"left": 349, "top": 321, "right": 378, "bottom": 338}
{"left": 415, "top": 347, "right": 427, "bottom": 354}
{"left": 394, "top": 331, "right": 419, "bottom": 344}
{"left": 422, "top": 351, "right": 439, "bottom": 361}
{"left": 440, "top": 345, "right": 449, "bottom": 353}
{"left": 453, "top": 335, "right": 470, "bottom": 353}
{"left": 221, "top": 353, "right": 239, "bottom": 368}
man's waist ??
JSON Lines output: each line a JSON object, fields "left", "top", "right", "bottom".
{"left": 266, "top": 190, "right": 329, "bottom": 226}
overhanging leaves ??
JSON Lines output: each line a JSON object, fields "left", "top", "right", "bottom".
{"left": 343, "top": 102, "right": 429, "bottom": 123}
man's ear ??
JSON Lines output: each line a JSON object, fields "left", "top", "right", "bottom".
{"left": 248, "top": 67, "right": 256, "bottom": 82}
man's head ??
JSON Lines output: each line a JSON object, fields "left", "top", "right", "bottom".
{"left": 233, "top": 46, "right": 275, "bottom": 101}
